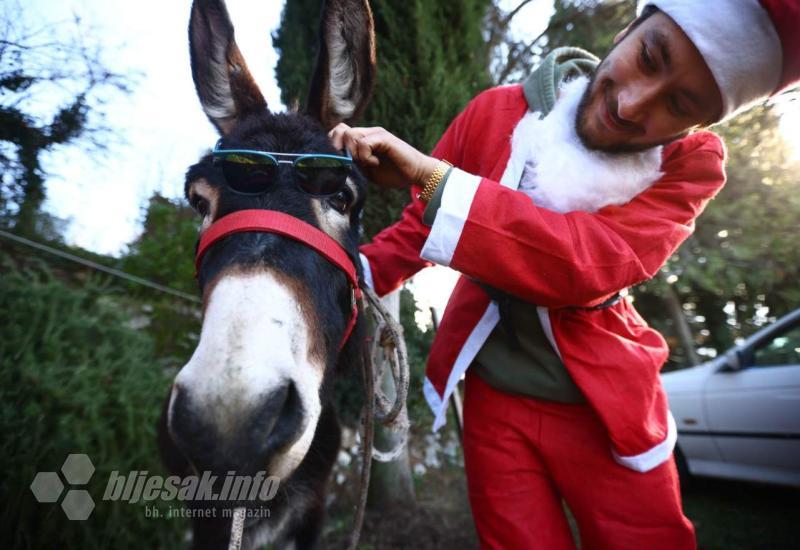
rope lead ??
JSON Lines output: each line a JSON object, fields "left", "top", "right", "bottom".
{"left": 228, "top": 507, "right": 246, "bottom": 550}
{"left": 348, "top": 284, "right": 411, "bottom": 550}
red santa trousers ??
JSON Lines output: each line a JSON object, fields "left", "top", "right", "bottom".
{"left": 463, "top": 371, "right": 696, "bottom": 550}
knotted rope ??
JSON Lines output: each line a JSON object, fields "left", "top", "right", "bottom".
{"left": 346, "top": 285, "right": 410, "bottom": 550}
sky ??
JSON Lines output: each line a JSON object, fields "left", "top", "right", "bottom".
{"left": 24, "top": 0, "right": 285, "bottom": 254}
{"left": 14, "top": 0, "right": 800, "bottom": 320}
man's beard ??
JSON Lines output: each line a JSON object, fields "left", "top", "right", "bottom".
{"left": 574, "top": 68, "right": 686, "bottom": 154}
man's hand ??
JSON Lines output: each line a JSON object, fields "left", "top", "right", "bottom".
{"left": 328, "top": 123, "right": 439, "bottom": 189}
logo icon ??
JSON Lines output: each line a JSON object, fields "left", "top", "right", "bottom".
{"left": 30, "top": 454, "right": 95, "bottom": 520}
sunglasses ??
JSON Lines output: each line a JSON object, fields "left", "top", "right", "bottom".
{"left": 212, "top": 140, "right": 353, "bottom": 196}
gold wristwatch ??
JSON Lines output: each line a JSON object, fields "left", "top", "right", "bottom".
{"left": 417, "top": 159, "right": 453, "bottom": 203}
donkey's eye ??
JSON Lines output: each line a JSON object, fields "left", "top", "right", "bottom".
{"left": 192, "top": 197, "right": 210, "bottom": 218}
{"left": 328, "top": 189, "right": 352, "bottom": 214}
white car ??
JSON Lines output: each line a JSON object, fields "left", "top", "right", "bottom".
{"left": 662, "top": 308, "right": 800, "bottom": 487}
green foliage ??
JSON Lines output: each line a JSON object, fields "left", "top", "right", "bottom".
{"left": 274, "top": 0, "right": 493, "bottom": 238}
{"left": 120, "top": 193, "right": 202, "bottom": 361}
{"left": 272, "top": 0, "right": 321, "bottom": 112}
{"left": 488, "top": 0, "right": 636, "bottom": 84}
{"left": 0, "top": 254, "right": 185, "bottom": 549}
{"left": 693, "top": 106, "right": 800, "bottom": 316}
{"left": 543, "top": 0, "right": 635, "bottom": 59}
{"left": 400, "top": 288, "right": 435, "bottom": 426}
{"left": 122, "top": 194, "right": 198, "bottom": 294}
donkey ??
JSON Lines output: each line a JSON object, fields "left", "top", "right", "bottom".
{"left": 156, "top": 0, "right": 376, "bottom": 548}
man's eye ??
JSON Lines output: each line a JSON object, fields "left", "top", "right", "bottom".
{"left": 640, "top": 43, "right": 656, "bottom": 71}
{"left": 669, "top": 96, "right": 689, "bottom": 118}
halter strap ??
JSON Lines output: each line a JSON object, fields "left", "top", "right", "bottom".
{"left": 195, "top": 209, "right": 362, "bottom": 351}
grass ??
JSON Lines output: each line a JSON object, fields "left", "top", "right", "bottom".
{"left": 684, "top": 477, "right": 799, "bottom": 550}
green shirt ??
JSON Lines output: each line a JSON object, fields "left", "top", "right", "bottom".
{"left": 472, "top": 301, "right": 585, "bottom": 402}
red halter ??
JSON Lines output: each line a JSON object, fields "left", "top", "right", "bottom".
{"left": 195, "top": 209, "right": 362, "bottom": 351}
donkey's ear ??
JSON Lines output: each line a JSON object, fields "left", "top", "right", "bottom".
{"left": 306, "top": 0, "right": 376, "bottom": 130}
{"left": 189, "top": 0, "right": 267, "bottom": 135}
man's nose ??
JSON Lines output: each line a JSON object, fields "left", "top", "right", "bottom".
{"left": 617, "top": 82, "right": 660, "bottom": 123}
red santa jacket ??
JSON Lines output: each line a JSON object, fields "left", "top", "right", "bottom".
{"left": 359, "top": 78, "right": 726, "bottom": 472}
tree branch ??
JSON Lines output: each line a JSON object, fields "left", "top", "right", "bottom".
{"left": 501, "top": 0, "right": 537, "bottom": 27}
{"left": 494, "top": 26, "right": 550, "bottom": 84}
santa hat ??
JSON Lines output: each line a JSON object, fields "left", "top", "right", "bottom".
{"left": 637, "top": 0, "right": 800, "bottom": 121}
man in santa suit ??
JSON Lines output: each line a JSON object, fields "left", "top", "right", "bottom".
{"left": 331, "top": 1, "right": 799, "bottom": 548}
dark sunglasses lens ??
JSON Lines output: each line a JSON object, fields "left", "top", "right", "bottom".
{"left": 294, "top": 156, "right": 351, "bottom": 195}
{"left": 220, "top": 154, "right": 277, "bottom": 194}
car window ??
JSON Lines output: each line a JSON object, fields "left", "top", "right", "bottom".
{"left": 751, "top": 323, "right": 800, "bottom": 367}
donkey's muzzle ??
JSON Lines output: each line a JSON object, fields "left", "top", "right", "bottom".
{"left": 168, "top": 381, "right": 305, "bottom": 476}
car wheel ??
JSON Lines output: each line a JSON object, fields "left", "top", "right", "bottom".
{"left": 674, "top": 446, "right": 693, "bottom": 491}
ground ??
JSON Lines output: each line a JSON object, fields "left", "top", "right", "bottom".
{"left": 321, "top": 427, "right": 799, "bottom": 549}
{"left": 323, "top": 461, "right": 476, "bottom": 549}
{"left": 683, "top": 478, "right": 799, "bottom": 550}
{"left": 321, "top": 424, "right": 476, "bottom": 548}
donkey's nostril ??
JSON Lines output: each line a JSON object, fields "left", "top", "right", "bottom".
{"left": 252, "top": 381, "right": 304, "bottom": 459}
{"left": 168, "top": 383, "right": 216, "bottom": 470}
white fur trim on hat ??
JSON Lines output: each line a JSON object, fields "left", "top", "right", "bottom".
{"left": 638, "top": 0, "right": 783, "bottom": 121}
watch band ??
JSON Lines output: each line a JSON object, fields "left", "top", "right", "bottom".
{"left": 417, "top": 159, "right": 453, "bottom": 203}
